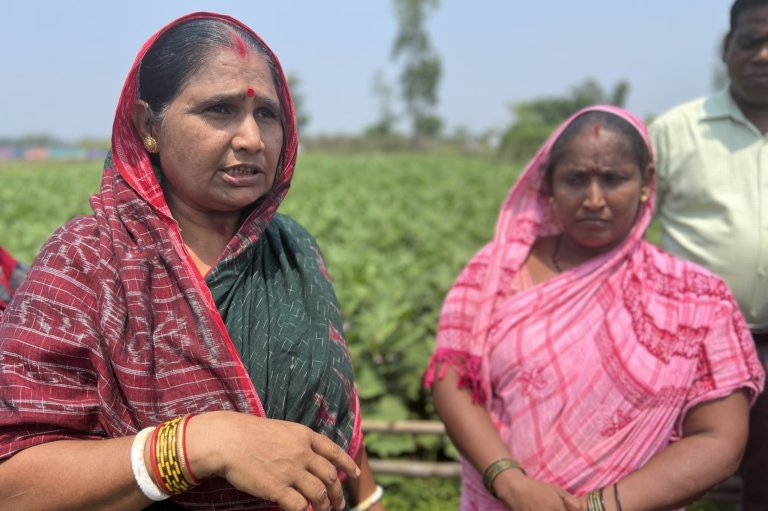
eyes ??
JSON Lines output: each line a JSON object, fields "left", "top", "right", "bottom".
{"left": 557, "top": 170, "right": 633, "bottom": 190}
{"left": 734, "top": 34, "right": 768, "bottom": 52}
{"left": 202, "top": 101, "right": 279, "bottom": 121}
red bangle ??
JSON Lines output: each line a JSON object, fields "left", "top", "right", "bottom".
{"left": 180, "top": 414, "right": 200, "bottom": 484}
{"left": 149, "top": 425, "right": 171, "bottom": 495}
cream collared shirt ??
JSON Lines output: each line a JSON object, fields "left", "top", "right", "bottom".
{"left": 650, "top": 89, "right": 768, "bottom": 331}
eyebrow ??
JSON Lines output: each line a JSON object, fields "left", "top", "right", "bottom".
{"left": 201, "top": 92, "right": 282, "bottom": 113}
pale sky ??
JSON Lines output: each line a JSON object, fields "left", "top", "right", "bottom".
{"left": 0, "top": 1, "right": 733, "bottom": 142}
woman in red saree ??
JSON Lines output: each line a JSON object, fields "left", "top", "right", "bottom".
{"left": 426, "top": 106, "right": 764, "bottom": 511}
{"left": 0, "top": 13, "right": 382, "bottom": 511}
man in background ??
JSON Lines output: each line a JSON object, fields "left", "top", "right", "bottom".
{"left": 650, "top": 0, "right": 768, "bottom": 508}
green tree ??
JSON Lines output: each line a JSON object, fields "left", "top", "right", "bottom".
{"left": 500, "top": 78, "right": 630, "bottom": 161}
{"left": 287, "top": 73, "right": 310, "bottom": 136}
{"left": 391, "top": 0, "right": 442, "bottom": 144}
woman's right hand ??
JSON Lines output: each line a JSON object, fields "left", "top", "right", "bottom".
{"left": 493, "top": 469, "right": 575, "bottom": 511}
{"left": 185, "top": 411, "right": 359, "bottom": 511}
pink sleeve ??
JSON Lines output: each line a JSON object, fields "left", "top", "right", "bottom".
{"left": 675, "top": 295, "right": 765, "bottom": 437}
{"left": 424, "top": 245, "right": 491, "bottom": 403}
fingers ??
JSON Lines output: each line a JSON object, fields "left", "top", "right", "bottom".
{"left": 271, "top": 486, "right": 311, "bottom": 511}
{"left": 306, "top": 456, "right": 346, "bottom": 511}
{"left": 292, "top": 470, "right": 337, "bottom": 511}
{"left": 311, "top": 432, "right": 360, "bottom": 479}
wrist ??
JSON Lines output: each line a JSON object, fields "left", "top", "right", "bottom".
{"left": 184, "top": 411, "right": 228, "bottom": 480}
{"left": 491, "top": 466, "right": 528, "bottom": 501}
{"left": 482, "top": 458, "right": 527, "bottom": 499}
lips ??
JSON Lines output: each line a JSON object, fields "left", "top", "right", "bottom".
{"left": 222, "top": 165, "right": 260, "bottom": 176}
{"left": 577, "top": 217, "right": 609, "bottom": 223}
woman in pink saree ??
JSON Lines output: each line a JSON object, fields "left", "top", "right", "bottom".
{"left": 426, "top": 106, "right": 764, "bottom": 511}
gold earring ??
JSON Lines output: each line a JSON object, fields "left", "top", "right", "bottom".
{"left": 640, "top": 191, "right": 649, "bottom": 203}
{"left": 143, "top": 136, "right": 158, "bottom": 153}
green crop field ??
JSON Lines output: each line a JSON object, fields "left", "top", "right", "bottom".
{"left": 0, "top": 154, "right": 727, "bottom": 511}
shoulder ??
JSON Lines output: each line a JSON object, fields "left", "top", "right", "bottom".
{"left": 649, "top": 95, "right": 710, "bottom": 136}
{"left": 268, "top": 213, "right": 319, "bottom": 248}
{"left": 640, "top": 243, "right": 732, "bottom": 300}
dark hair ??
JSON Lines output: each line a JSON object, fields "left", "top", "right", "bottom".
{"left": 544, "top": 111, "right": 651, "bottom": 191}
{"left": 730, "top": 0, "right": 768, "bottom": 33}
{"left": 138, "top": 18, "right": 279, "bottom": 124}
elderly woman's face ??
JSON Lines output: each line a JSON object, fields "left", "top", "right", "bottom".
{"left": 154, "top": 46, "right": 284, "bottom": 216}
{"left": 549, "top": 125, "right": 649, "bottom": 250}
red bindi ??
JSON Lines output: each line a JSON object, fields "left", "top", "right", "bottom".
{"left": 247, "top": 88, "right": 255, "bottom": 97}
{"left": 593, "top": 122, "right": 601, "bottom": 137}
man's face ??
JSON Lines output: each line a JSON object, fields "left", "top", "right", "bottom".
{"left": 725, "top": 5, "right": 768, "bottom": 109}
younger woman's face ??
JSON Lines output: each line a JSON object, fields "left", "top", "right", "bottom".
{"left": 549, "top": 124, "right": 649, "bottom": 251}
{"left": 154, "top": 46, "right": 284, "bottom": 219}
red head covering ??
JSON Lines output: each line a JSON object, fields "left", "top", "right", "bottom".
{"left": 111, "top": 12, "right": 298, "bottom": 227}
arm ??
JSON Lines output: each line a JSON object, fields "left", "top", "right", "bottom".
{"left": 345, "top": 447, "right": 385, "bottom": 511}
{"left": 569, "top": 390, "right": 750, "bottom": 511}
{"left": 431, "top": 366, "right": 574, "bottom": 511}
{"left": 0, "top": 411, "right": 360, "bottom": 511}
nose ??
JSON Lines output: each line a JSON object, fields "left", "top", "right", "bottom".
{"left": 583, "top": 180, "right": 606, "bottom": 210}
{"left": 232, "top": 114, "right": 265, "bottom": 153}
{"left": 755, "top": 42, "right": 768, "bottom": 63}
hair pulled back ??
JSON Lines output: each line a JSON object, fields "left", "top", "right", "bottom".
{"left": 137, "top": 18, "right": 279, "bottom": 124}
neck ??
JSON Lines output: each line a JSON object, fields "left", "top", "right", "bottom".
{"left": 169, "top": 204, "right": 242, "bottom": 275}
{"left": 731, "top": 88, "right": 768, "bottom": 134}
{"left": 551, "top": 233, "right": 625, "bottom": 272}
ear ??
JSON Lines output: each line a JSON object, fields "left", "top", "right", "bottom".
{"left": 643, "top": 162, "right": 656, "bottom": 184}
{"left": 722, "top": 31, "right": 731, "bottom": 63}
{"left": 640, "top": 162, "right": 655, "bottom": 200}
{"left": 131, "top": 100, "right": 154, "bottom": 140}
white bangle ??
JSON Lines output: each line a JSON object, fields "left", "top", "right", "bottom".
{"left": 351, "top": 484, "right": 383, "bottom": 511}
{"left": 130, "top": 426, "right": 170, "bottom": 501}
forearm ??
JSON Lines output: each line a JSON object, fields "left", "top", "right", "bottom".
{"left": 432, "top": 367, "right": 574, "bottom": 510}
{"left": 0, "top": 437, "right": 150, "bottom": 511}
{"left": 432, "top": 366, "right": 513, "bottom": 473}
{"left": 610, "top": 392, "right": 749, "bottom": 511}
{"left": 613, "top": 433, "right": 741, "bottom": 511}
{"left": 346, "top": 447, "right": 384, "bottom": 510}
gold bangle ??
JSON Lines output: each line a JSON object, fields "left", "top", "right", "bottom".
{"left": 176, "top": 414, "right": 200, "bottom": 486}
{"left": 482, "top": 458, "right": 526, "bottom": 497}
{"left": 155, "top": 417, "right": 194, "bottom": 494}
{"left": 587, "top": 488, "right": 607, "bottom": 511}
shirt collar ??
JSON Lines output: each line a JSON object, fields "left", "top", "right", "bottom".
{"left": 702, "top": 87, "right": 759, "bottom": 130}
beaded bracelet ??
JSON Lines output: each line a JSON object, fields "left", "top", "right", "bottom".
{"left": 482, "top": 458, "right": 526, "bottom": 497}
